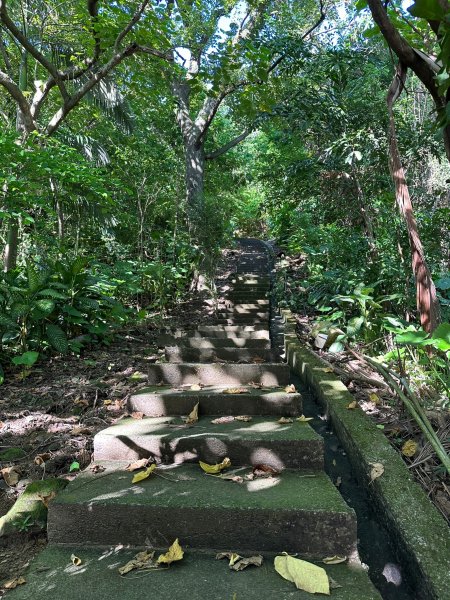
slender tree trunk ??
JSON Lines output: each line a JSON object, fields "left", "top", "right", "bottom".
{"left": 3, "top": 220, "right": 19, "bottom": 272}
{"left": 387, "top": 64, "right": 440, "bottom": 333}
{"left": 185, "top": 142, "right": 205, "bottom": 216}
{"left": 351, "top": 166, "right": 377, "bottom": 261}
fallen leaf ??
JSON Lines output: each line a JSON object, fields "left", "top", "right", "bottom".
{"left": 249, "top": 382, "right": 262, "bottom": 389}
{"left": 211, "top": 416, "right": 235, "bottom": 424}
{"left": 278, "top": 417, "right": 293, "bottom": 424}
{"left": 126, "top": 458, "right": 152, "bottom": 472}
{"left": 1, "top": 466, "right": 21, "bottom": 487}
{"left": 347, "top": 401, "right": 358, "bottom": 410}
{"left": 185, "top": 402, "right": 199, "bottom": 424}
{"left": 323, "top": 555, "right": 347, "bottom": 565}
{"left": 253, "top": 464, "right": 279, "bottom": 478}
{"left": 34, "top": 453, "right": 51, "bottom": 466}
{"left": 252, "top": 357, "right": 265, "bottom": 363}
{"left": 329, "top": 577, "right": 343, "bottom": 590}
{"left": 323, "top": 368, "right": 334, "bottom": 373}
{"left": 335, "top": 476, "right": 342, "bottom": 488}
{"left": 132, "top": 463, "right": 156, "bottom": 484}
{"left": 73, "top": 397, "right": 89, "bottom": 407}
{"left": 232, "top": 555, "right": 263, "bottom": 571}
{"left": 70, "top": 426, "right": 91, "bottom": 435}
{"left": 401, "top": 440, "right": 417, "bottom": 457}
{"left": 369, "top": 462, "right": 384, "bottom": 482}
{"left": 218, "top": 474, "right": 244, "bottom": 484}
{"left": 71, "top": 554, "right": 82, "bottom": 566}
{"left": 284, "top": 384, "right": 296, "bottom": 393}
{"left": 235, "top": 415, "right": 252, "bottom": 422}
{"left": 3, "top": 577, "right": 26, "bottom": 590}
{"left": 103, "top": 399, "right": 112, "bottom": 406}
{"left": 216, "top": 552, "right": 241, "bottom": 566}
{"left": 199, "top": 457, "right": 231, "bottom": 474}
{"left": 274, "top": 554, "right": 330, "bottom": 595}
{"left": 91, "top": 464, "right": 106, "bottom": 474}
{"left": 131, "top": 412, "right": 144, "bottom": 420}
{"left": 190, "top": 384, "right": 202, "bottom": 391}
{"left": 296, "top": 415, "right": 313, "bottom": 423}
{"left": 118, "top": 550, "right": 155, "bottom": 575}
{"left": 224, "top": 387, "right": 247, "bottom": 394}
{"left": 38, "top": 491, "right": 56, "bottom": 508}
{"left": 369, "top": 393, "right": 380, "bottom": 405}
{"left": 157, "top": 539, "right": 184, "bottom": 564}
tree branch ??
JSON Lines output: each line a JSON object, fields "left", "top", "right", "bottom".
{"left": 114, "top": 0, "right": 150, "bottom": 52}
{"left": 0, "top": 68, "right": 35, "bottom": 131}
{"left": 205, "top": 128, "right": 252, "bottom": 160}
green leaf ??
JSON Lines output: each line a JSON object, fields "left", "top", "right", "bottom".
{"left": 0, "top": 364, "right": 4, "bottom": 385}
{"left": 69, "top": 461, "right": 80, "bottom": 472}
{"left": 408, "top": 0, "right": 445, "bottom": 20}
{"left": 12, "top": 351, "right": 39, "bottom": 367}
{"left": 34, "top": 299, "right": 55, "bottom": 315}
{"left": 395, "top": 330, "right": 428, "bottom": 345}
{"left": 431, "top": 323, "right": 450, "bottom": 351}
{"left": 46, "top": 323, "right": 69, "bottom": 353}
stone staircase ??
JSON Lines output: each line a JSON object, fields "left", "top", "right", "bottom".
{"left": 14, "top": 239, "right": 381, "bottom": 599}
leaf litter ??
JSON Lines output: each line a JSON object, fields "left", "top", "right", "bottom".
{"left": 199, "top": 457, "right": 231, "bottom": 474}
{"left": 274, "top": 554, "right": 330, "bottom": 595}
{"left": 216, "top": 552, "right": 263, "bottom": 571}
{"left": 118, "top": 539, "right": 184, "bottom": 576}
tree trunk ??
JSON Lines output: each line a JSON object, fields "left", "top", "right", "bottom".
{"left": 387, "top": 64, "right": 440, "bottom": 333}
{"left": 185, "top": 142, "right": 205, "bottom": 217}
{"left": 3, "top": 219, "right": 19, "bottom": 272}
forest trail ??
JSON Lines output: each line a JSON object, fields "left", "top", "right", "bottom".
{"left": 8, "top": 239, "right": 381, "bottom": 599}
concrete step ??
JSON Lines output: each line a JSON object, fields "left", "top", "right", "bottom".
{"left": 216, "top": 311, "right": 270, "bottom": 319}
{"left": 177, "top": 337, "right": 271, "bottom": 349}
{"left": 220, "top": 285, "right": 271, "bottom": 293}
{"left": 94, "top": 415, "right": 324, "bottom": 470}
{"left": 213, "top": 318, "right": 269, "bottom": 325}
{"left": 227, "top": 292, "right": 270, "bottom": 300}
{"left": 47, "top": 462, "right": 357, "bottom": 557}
{"left": 165, "top": 346, "right": 277, "bottom": 363}
{"left": 187, "top": 329, "right": 270, "bottom": 339}
{"left": 198, "top": 324, "right": 268, "bottom": 333}
{"left": 146, "top": 362, "right": 290, "bottom": 385}
{"left": 8, "top": 546, "right": 382, "bottom": 600}
{"left": 219, "top": 301, "right": 270, "bottom": 309}
{"left": 128, "top": 385, "right": 302, "bottom": 416}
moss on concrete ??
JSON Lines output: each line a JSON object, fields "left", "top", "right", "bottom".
{"left": 0, "top": 478, "right": 68, "bottom": 536}
{"left": 282, "top": 310, "right": 450, "bottom": 600}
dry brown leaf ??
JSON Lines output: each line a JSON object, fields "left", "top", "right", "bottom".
{"left": 131, "top": 411, "right": 144, "bottom": 420}
{"left": 211, "top": 416, "right": 235, "bottom": 424}
{"left": 278, "top": 417, "right": 293, "bottom": 424}
{"left": 71, "top": 554, "right": 82, "bottom": 566}
{"left": 1, "top": 466, "right": 21, "bottom": 487}
{"left": 231, "top": 555, "right": 263, "bottom": 571}
{"left": 73, "top": 397, "right": 89, "bottom": 407}
{"left": 235, "top": 415, "right": 252, "bottom": 422}
{"left": 284, "top": 384, "right": 296, "bottom": 393}
{"left": 369, "top": 462, "right": 384, "bottom": 482}
{"left": 3, "top": 577, "right": 26, "bottom": 589}
{"left": 253, "top": 464, "right": 279, "bottom": 478}
{"left": 251, "top": 357, "right": 265, "bottom": 363}
{"left": 347, "top": 401, "right": 358, "bottom": 410}
{"left": 249, "top": 382, "right": 262, "bottom": 389}
{"left": 401, "top": 440, "right": 417, "bottom": 457}
{"left": 91, "top": 464, "right": 106, "bottom": 474}
{"left": 216, "top": 552, "right": 241, "bottom": 565}
{"left": 70, "top": 426, "right": 91, "bottom": 435}
{"left": 34, "top": 453, "right": 51, "bottom": 466}
{"left": 224, "top": 387, "right": 247, "bottom": 394}
{"left": 125, "top": 458, "right": 152, "bottom": 472}
{"left": 38, "top": 491, "right": 57, "bottom": 508}
{"left": 185, "top": 402, "right": 199, "bottom": 424}
{"left": 118, "top": 550, "right": 155, "bottom": 575}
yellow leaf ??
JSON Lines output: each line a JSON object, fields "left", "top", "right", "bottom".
{"left": 284, "top": 384, "right": 296, "bottom": 393}
{"left": 157, "top": 539, "right": 184, "bottom": 564}
{"left": 322, "top": 555, "right": 347, "bottom": 565}
{"left": 369, "top": 462, "right": 384, "bottom": 482}
{"left": 224, "top": 387, "right": 247, "bottom": 394}
{"left": 235, "top": 415, "right": 252, "bottom": 422}
{"left": 190, "top": 384, "right": 202, "bottom": 391}
{"left": 296, "top": 415, "right": 313, "bottom": 423}
{"left": 278, "top": 417, "right": 293, "bottom": 424}
{"left": 347, "top": 401, "right": 358, "bottom": 410}
{"left": 71, "top": 554, "right": 82, "bottom": 566}
{"left": 323, "top": 368, "right": 334, "bottom": 373}
{"left": 199, "top": 457, "right": 231, "bottom": 474}
{"left": 401, "top": 440, "right": 417, "bottom": 457}
{"left": 274, "top": 555, "right": 330, "bottom": 595}
{"left": 369, "top": 393, "right": 380, "bottom": 405}
{"left": 126, "top": 458, "right": 151, "bottom": 472}
{"left": 132, "top": 463, "right": 156, "bottom": 484}
{"left": 186, "top": 402, "right": 199, "bottom": 424}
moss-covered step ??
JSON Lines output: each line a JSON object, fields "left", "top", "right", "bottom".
{"left": 164, "top": 346, "right": 277, "bottom": 363}
{"left": 216, "top": 310, "right": 270, "bottom": 319}
{"left": 186, "top": 329, "right": 270, "bottom": 339}
{"left": 218, "top": 301, "right": 270, "bottom": 309}
{"left": 47, "top": 462, "right": 356, "bottom": 556}
{"left": 6, "top": 546, "right": 382, "bottom": 600}
{"left": 197, "top": 324, "right": 269, "bottom": 333}
{"left": 0, "top": 478, "right": 68, "bottom": 536}
{"left": 145, "top": 363, "right": 290, "bottom": 386}
{"left": 157, "top": 333, "right": 271, "bottom": 348}
{"left": 128, "top": 385, "right": 302, "bottom": 417}
{"left": 94, "top": 415, "right": 324, "bottom": 470}
{"left": 213, "top": 317, "right": 269, "bottom": 325}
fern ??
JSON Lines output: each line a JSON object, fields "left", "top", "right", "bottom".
{"left": 46, "top": 324, "right": 68, "bottom": 354}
